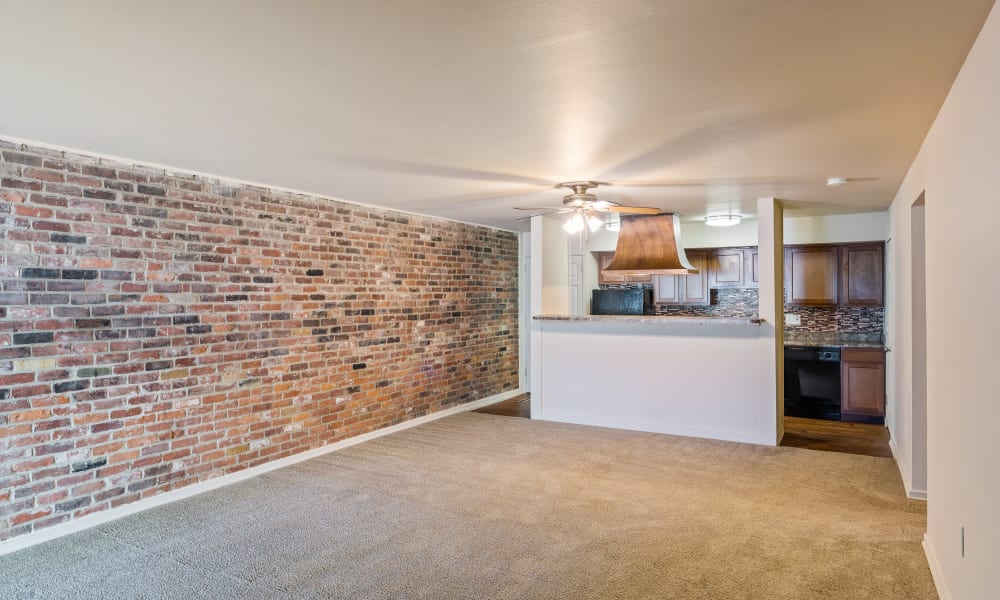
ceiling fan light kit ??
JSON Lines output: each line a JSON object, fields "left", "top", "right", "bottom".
{"left": 704, "top": 214, "right": 742, "bottom": 227}
{"left": 515, "top": 181, "right": 660, "bottom": 234}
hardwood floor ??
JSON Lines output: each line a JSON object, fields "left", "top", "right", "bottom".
{"left": 474, "top": 395, "right": 890, "bottom": 458}
{"left": 781, "top": 416, "right": 892, "bottom": 458}
{"left": 472, "top": 394, "right": 530, "bottom": 418}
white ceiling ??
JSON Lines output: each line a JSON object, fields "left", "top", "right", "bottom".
{"left": 1, "top": 0, "right": 994, "bottom": 230}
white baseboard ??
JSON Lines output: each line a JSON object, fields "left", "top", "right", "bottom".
{"left": 533, "top": 410, "right": 771, "bottom": 446}
{"left": 923, "top": 534, "right": 950, "bottom": 600}
{"left": 888, "top": 437, "right": 928, "bottom": 500}
{"left": 0, "top": 389, "right": 520, "bottom": 557}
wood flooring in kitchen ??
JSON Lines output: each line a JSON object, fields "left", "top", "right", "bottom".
{"left": 474, "top": 395, "right": 891, "bottom": 459}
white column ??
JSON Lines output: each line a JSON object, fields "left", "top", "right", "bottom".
{"left": 756, "top": 198, "right": 783, "bottom": 445}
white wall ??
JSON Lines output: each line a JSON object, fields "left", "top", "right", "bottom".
{"left": 886, "top": 4, "right": 1000, "bottom": 598}
{"left": 783, "top": 212, "right": 888, "bottom": 244}
{"left": 590, "top": 212, "right": 887, "bottom": 254}
{"left": 534, "top": 216, "right": 570, "bottom": 314}
{"left": 680, "top": 219, "right": 760, "bottom": 247}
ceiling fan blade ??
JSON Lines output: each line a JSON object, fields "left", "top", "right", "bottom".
{"left": 605, "top": 206, "right": 661, "bottom": 214}
{"left": 513, "top": 206, "right": 569, "bottom": 211}
{"left": 613, "top": 176, "right": 815, "bottom": 188}
{"left": 515, "top": 210, "right": 570, "bottom": 220}
{"left": 330, "top": 154, "right": 551, "bottom": 185}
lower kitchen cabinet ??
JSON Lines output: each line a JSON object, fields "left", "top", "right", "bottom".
{"left": 840, "top": 348, "right": 886, "bottom": 422}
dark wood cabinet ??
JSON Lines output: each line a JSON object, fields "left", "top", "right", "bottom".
{"left": 709, "top": 248, "right": 744, "bottom": 288}
{"left": 784, "top": 242, "right": 884, "bottom": 307}
{"left": 653, "top": 250, "right": 709, "bottom": 305}
{"left": 596, "top": 251, "right": 652, "bottom": 285}
{"left": 840, "top": 243, "right": 884, "bottom": 307}
{"left": 785, "top": 245, "right": 839, "bottom": 305}
{"left": 841, "top": 348, "right": 886, "bottom": 421}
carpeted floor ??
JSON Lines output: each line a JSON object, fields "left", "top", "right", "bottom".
{"left": 0, "top": 412, "right": 934, "bottom": 599}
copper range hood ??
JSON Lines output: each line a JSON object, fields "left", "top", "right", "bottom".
{"left": 605, "top": 213, "right": 698, "bottom": 275}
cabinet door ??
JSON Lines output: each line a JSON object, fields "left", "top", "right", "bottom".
{"left": 746, "top": 249, "right": 759, "bottom": 287}
{"left": 652, "top": 274, "right": 681, "bottom": 303}
{"left": 785, "top": 246, "right": 838, "bottom": 305}
{"left": 709, "top": 248, "right": 744, "bottom": 287}
{"left": 597, "top": 252, "right": 626, "bottom": 284}
{"left": 652, "top": 251, "right": 708, "bottom": 304}
{"left": 841, "top": 348, "right": 886, "bottom": 419}
{"left": 682, "top": 250, "right": 710, "bottom": 305}
{"left": 841, "top": 243, "right": 884, "bottom": 307}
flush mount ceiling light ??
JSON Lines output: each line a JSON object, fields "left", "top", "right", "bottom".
{"left": 704, "top": 214, "right": 742, "bottom": 227}
{"left": 826, "top": 177, "right": 849, "bottom": 187}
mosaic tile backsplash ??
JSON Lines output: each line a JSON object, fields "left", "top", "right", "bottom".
{"left": 600, "top": 284, "right": 884, "bottom": 334}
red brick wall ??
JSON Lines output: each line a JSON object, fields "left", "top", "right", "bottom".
{"left": 0, "top": 140, "right": 519, "bottom": 542}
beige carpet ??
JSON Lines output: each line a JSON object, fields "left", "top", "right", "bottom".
{"left": 0, "top": 412, "right": 934, "bottom": 599}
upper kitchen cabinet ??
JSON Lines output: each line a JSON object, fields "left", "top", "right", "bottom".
{"left": 746, "top": 249, "right": 759, "bottom": 286}
{"left": 785, "top": 245, "right": 839, "bottom": 305}
{"left": 840, "top": 243, "right": 884, "bottom": 307}
{"left": 654, "top": 250, "right": 709, "bottom": 305}
{"left": 784, "top": 242, "right": 885, "bottom": 307}
{"left": 708, "top": 248, "right": 745, "bottom": 288}
{"left": 596, "top": 251, "right": 653, "bottom": 285}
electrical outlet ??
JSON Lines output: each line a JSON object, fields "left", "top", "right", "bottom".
{"left": 785, "top": 313, "right": 801, "bottom": 326}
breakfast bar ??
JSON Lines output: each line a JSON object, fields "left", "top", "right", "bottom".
{"left": 530, "top": 314, "right": 779, "bottom": 445}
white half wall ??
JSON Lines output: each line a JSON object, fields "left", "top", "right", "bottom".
{"left": 887, "top": 4, "right": 1000, "bottom": 598}
{"left": 533, "top": 320, "right": 773, "bottom": 445}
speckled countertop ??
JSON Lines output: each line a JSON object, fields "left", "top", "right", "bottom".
{"left": 533, "top": 315, "right": 763, "bottom": 326}
{"left": 784, "top": 331, "right": 885, "bottom": 349}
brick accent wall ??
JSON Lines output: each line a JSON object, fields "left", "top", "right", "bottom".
{"left": 0, "top": 140, "right": 519, "bottom": 542}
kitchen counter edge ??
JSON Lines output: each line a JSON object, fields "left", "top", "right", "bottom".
{"left": 533, "top": 315, "right": 763, "bottom": 326}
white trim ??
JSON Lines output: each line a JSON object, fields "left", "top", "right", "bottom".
{"left": 889, "top": 436, "right": 928, "bottom": 500}
{"left": 0, "top": 134, "right": 515, "bottom": 234}
{"left": 0, "top": 390, "right": 520, "bottom": 557}
{"left": 923, "top": 534, "right": 950, "bottom": 600}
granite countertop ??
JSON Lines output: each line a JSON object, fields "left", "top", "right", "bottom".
{"left": 784, "top": 331, "right": 885, "bottom": 349}
{"left": 534, "top": 314, "right": 763, "bottom": 326}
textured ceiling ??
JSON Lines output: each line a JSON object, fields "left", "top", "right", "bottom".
{"left": 1, "top": 0, "right": 994, "bottom": 230}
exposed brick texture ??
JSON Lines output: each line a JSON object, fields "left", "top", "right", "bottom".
{"left": 0, "top": 141, "right": 519, "bottom": 542}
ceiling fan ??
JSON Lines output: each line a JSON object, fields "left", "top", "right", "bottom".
{"left": 514, "top": 181, "right": 659, "bottom": 233}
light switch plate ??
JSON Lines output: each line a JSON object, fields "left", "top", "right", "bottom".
{"left": 785, "top": 313, "right": 801, "bottom": 325}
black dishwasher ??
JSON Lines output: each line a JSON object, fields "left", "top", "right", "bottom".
{"left": 784, "top": 346, "right": 841, "bottom": 420}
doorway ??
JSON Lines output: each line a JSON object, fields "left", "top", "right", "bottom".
{"left": 910, "top": 194, "right": 928, "bottom": 494}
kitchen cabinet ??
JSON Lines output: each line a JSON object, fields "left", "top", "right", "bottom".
{"left": 708, "top": 248, "right": 745, "bottom": 288}
{"left": 785, "top": 245, "right": 839, "bottom": 305}
{"left": 653, "top": 250, "right": 709, "bottom": 305}
{"left": 840, "top": 243, "right": 884, "bottom": 307}
{"left": 596, "top": 251, "right": 653, "bottom": 285}
{"left": 840, "top": 348, "right": 886, "bottom": 422}
{"left": 784, "top": 242, "right": 885, "bottom": 307}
